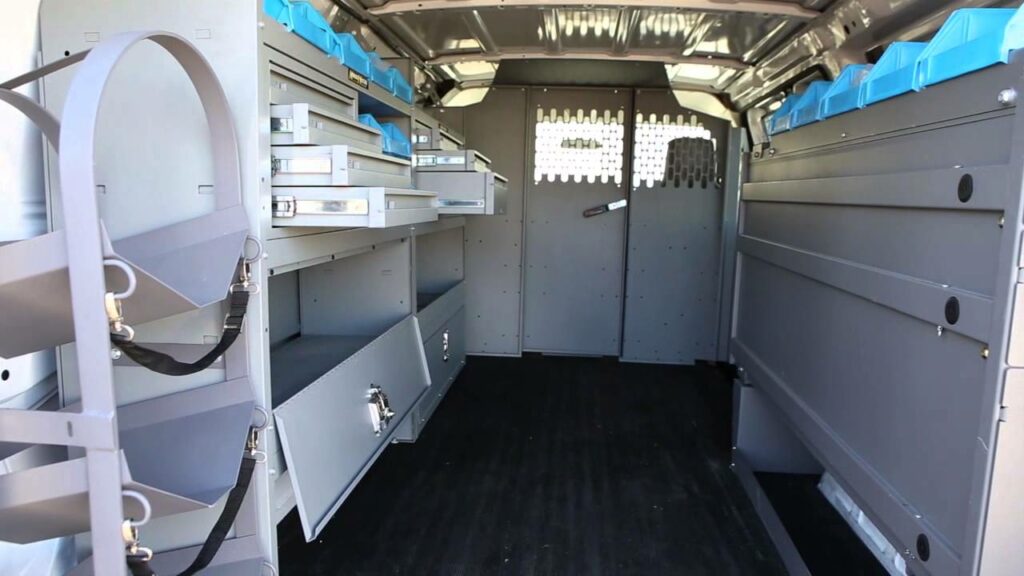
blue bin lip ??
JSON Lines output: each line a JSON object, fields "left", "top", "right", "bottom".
{"left": 790, "top": 80, "right": 832, "bottom": 128}
{"left": 820, "top": 64, "right": 872, "bottom": 119}
{"left": 768, "top": 93, "right": 801, "bottom": 135}
{"left": 335, "top": 33, "right": 372, "bottom": 76}
{"left": 916, "top": 8, "right": 1024, "bottom": 88}
{"left": 861, "top": 41, "right": 927, "bottom": 105}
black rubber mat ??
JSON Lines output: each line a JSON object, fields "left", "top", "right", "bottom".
{"left": 278, "top": 355, "right": 786, "bottom": 575}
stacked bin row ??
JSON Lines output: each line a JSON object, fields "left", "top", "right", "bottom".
{"left": 263, "top": 0, "right": 414, "bottom": 103}
{"left": 359, "top": 113, "right": 413, "bottom": 159}
{"left": 768, "top": 6, "right": 1024, "bottom": 134}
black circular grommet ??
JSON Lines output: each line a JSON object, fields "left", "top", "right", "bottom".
{"left": 0, "top": 369, "right": 8, "bottom": 381}
{"left": 958, "top": 174, "right": 974, "bottom": 203}
{"left": 945, "top": 297, "right": 961, "bottom": 325}
{"left": 917, "top": 533, "right": 931, "bottom": 562}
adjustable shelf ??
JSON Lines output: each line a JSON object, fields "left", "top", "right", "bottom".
{"left": 0, "top": 376, "right": 255, "bottom": 544}
{"left": 272, "top": 144, "right": 412, "bottom": 188}
{"left": 267, "top": 242, "right": 429, "bottom": 539}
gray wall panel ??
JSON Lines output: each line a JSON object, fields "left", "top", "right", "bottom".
{"left": 456, "top": 87, "right": 528, "bottom": 355}
{"left": 743, "top": 202, "right": 1002, "bottom": 296}
{"left": 622, "top": 91, "right": 727, "bottom": 364}
{"left": 736, "top": 256, "right": 984, "bottom": 551}
{"left": 415, "top": 227, "right": 464, "bottom": 296}
{"left": 523, "top": 87, "right": 630, "bottom": 355}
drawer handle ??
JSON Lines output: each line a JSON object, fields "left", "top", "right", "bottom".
{"left": 368, "top": 385, "right": 395, "bottom": 436}
{"left": 442, "top": 330, "right": 450, "bottom": 362}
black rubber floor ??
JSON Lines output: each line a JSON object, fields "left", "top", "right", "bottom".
{"left": 278, "top": 355, "right": 787, "bottom": 575}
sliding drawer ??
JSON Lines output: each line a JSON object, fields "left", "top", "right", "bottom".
{"left": 269, "top": 63, "right": 357, "bottom": 117}
{"left": 271, "top": 103, "right": 381, "bottom": 152}
{"left": 415, "top": 171, "right": 508, "bottom": 216}
{"left": 272, "top": 186, "right": 437, "bottom": 228}
{"left": 414, "top": 149, "right": 491, "bottom": 173}
{"left": 272, "top": 145, "right": 411, "bottom": 188}
{"left": 273, "top": 315, "right": 431, "bottom": 540}
{"left": 413, "top": 124, "right": 464, "bottom": 151}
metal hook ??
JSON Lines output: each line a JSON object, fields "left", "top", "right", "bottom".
{"left": 104, "top": 258, "right": 137, "bottom": 300}
{"left": 122, "top": 489, "right": 152, "bottom": 527}
{"left": 243, "top": 234, "right": 264, "bottom": 264}
{"left": 252, "top": 405, "right": 271, "bottom": 431}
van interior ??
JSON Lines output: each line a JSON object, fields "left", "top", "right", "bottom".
{"left": 1, "top": 1, "right": 1024, "bottom": 574}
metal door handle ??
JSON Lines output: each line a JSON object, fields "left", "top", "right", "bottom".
{"left": 583, "top": 199, "right": 627, "bottom": 218}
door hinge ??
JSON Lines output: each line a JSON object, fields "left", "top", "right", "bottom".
{"left": 272, "top": 195, "right": 295, "bottom": 218}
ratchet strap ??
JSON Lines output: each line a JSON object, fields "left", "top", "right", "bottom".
{"left": 126, "top": 429, "right": 259, "bottom": 576}
{"left": 110, "top": 288, "right": 249, "bottom": 377}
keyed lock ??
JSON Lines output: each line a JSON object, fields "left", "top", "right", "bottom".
{"left": 442, "top": 329, "right": 451, "bottom": 362}
{"left": 368, "top": 385, "right": 395, "bottom": 436}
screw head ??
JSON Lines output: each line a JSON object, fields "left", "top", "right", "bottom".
{"left": 982, "top": 347, "right": 991, "bottom": 359}
{"left": 110, "top": 348, "right": 122, "bottom": 360}
{"left": 998, "top": 89, "right": 1017, "bottom": 106}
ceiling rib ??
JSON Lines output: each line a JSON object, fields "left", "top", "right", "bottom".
{"left": 368, "top": 0, "right": 821, "bottom": 19}
{"left": 427, "top": 50, "right": 750, "bottom": 69}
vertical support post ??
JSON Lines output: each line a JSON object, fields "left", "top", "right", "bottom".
{"left": 716, "top": 127, "right": 746, "bottom": 361}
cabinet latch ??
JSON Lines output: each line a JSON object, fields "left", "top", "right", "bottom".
{"left": 368, "top": 385, "right": 395, "bottom": 436}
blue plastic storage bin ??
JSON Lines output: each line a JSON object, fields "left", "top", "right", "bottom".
{"left": 790, "top": 81, "right": 832, "bottom": 129}
{"left": 381, "top": 123, "right": 412, "bottom": 158}
{"left": 391, "top": 69, "right": 414, "bottom": 103}
{"left": 821, "top": 64, "right": 872, "bottom": 119}
{"left": 335, "top": 33, "right": 371, "bottom": 77}
{"left": 917, "top": 8, "right": 1024, "bottom": 88}
{"left": 768, "top": 94, "right": 800, "bottom": 135}
{"left": 862, "top": 42, "right": 927, "bottom": 106}
{"left": 264, "top": 0, "right": 293, "bottom": 30}
{"left": 358, "top": 113, "right": 386, "bottom": 134}
{"left": 368, "top": 53, "right": 395, "bottom": 91}
{"left": 290, "top": 1, "right": 336, "bottom": 55}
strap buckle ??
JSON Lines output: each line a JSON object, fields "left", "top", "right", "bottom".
{"left": 106, "top": 292, "right": 135, "bottom": 341}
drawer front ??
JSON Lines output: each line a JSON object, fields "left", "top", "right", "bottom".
{"left": 272, "top": 145, "right": 411, "bottom": 188}
{"left": 417, "top": 172, "right": 502, "bottom": 215}
{"left": 271, "top": 187, "right": 436, "bottom": 229}
{"left": 271, "top": 104, "right": 381, "bottom": 152}
{"left": 269, "top": 65, "right": 356, "bottom": 117}
{"left": 273, "top": 316, "right": 430, "bottom": 541}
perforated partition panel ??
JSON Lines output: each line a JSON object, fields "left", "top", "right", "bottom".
{"left": 523, "top": 88, "right": 631, "bottom": 356}
{"left": 735, "top": 56, "right": 1024, "bottom": 576}
{"left": 622, "top": 91, "right": 727, "bottom": 364}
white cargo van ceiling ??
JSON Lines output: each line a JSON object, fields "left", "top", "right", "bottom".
{"left": 331, "top": 0, "right": 1001, "bottom": 110}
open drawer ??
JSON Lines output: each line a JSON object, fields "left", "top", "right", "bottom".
{"left": 271, "top": 103, "right": 381, "bottom": 152}
{"left": 272, "top": 186, "right": 437, "bottom": 228}
{"left": 272, "top": 145, "right": 412, "bottom": 188}
{"left": 414, "top": 149, "right": 492, "bottom": 172}
{"left": 273, "top": 315, "right": 430, "bottom": 541}
{"left": 415, "top": 171, "right": 508, "bottom": 215}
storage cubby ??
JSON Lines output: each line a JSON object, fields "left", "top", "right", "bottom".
{"left": 269, "top": 239, "right": 414, "bottom": 407}
{"left": 415, "top": 226, "right": 465, "bottom": 312}
{"left": 268, "top": 238, "right": 430, "bottom": 541}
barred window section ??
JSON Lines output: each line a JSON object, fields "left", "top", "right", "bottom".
{"left": 533, "top": 108, "right": 625, "bottom": 185}
{"left": 632, "top": 113, "right": 715, "bottom": 189}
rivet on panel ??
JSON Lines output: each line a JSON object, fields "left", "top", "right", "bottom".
{"left": 982, "top": 347, "right": 990, "bottom": 359}
{"left": 998, "top": 88, "right": 1017, "bottom": 106}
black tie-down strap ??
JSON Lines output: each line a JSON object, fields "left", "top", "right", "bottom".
{"left": 111, "top": 289, "right": 249, "bottom": 377}
{"left": 127, "top": 431, "right": 259, "bottom": 576}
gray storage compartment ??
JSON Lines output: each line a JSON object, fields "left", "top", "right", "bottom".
{"left": 414, "top": 149, "right": 491, "bottom": 172}
{"left": 271, "top": 186, "right": 437, "bottom": 229}
{"left": 413, "top": 122, "right": 463, "bottom": 151}
{"left": 272, "top": 145, "right": 412, "bottom": 188}
{"left": 271, "top": 103, "right": 382, "bottom": 152}
{"left": 268, "top": 241, "right": 430, "bottom": 540}
{"left": 416, "top": 171, "right": 507, "bottom": 216}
